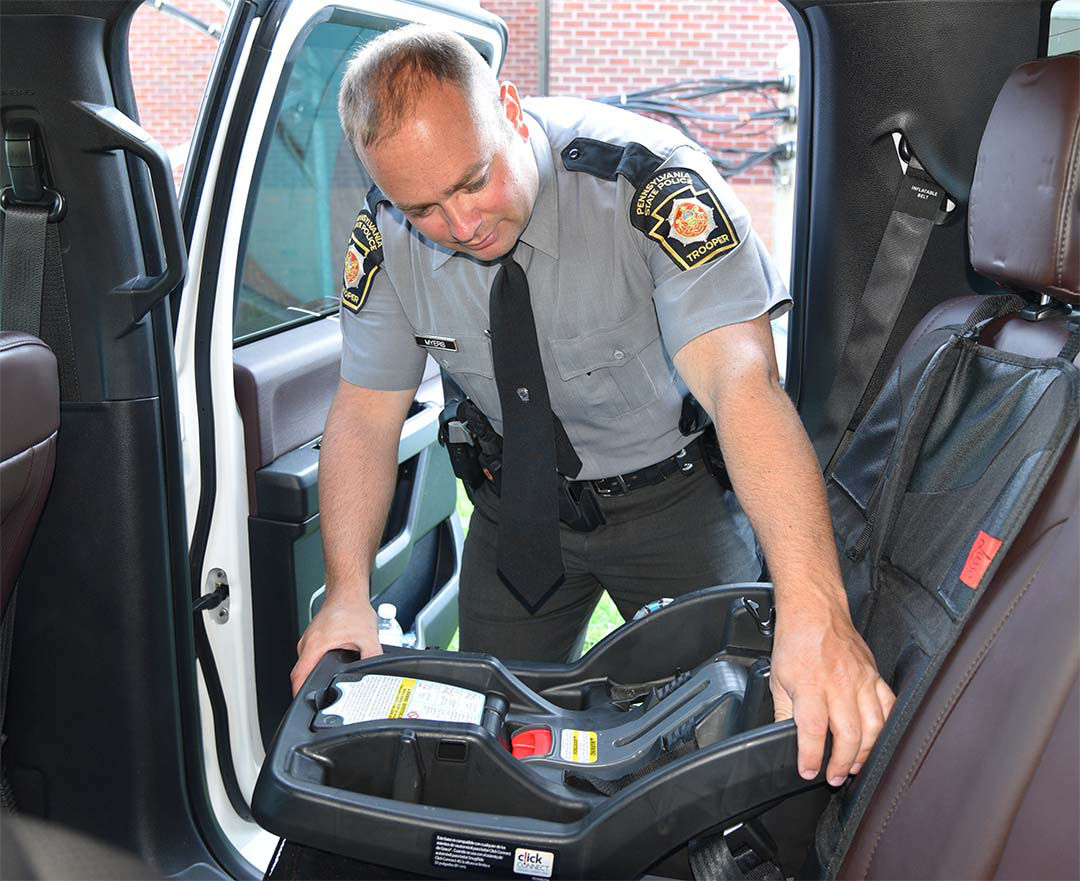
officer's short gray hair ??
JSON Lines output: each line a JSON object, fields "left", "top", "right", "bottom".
{"left": 339, "top": 25, "right": 501, "bottom": 152}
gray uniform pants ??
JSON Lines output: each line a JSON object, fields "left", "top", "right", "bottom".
{"left": 458, "top": 453, "right": 761, "bottom": 663}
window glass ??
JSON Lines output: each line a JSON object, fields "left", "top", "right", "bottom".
{"left": 234, "top": 22, "right": 381, "bottom": 342}
{"left": 1049, "top": 0, "right": 1080, "bottom": 54}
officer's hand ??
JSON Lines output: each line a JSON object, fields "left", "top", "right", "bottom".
{"left": 291, "top": 591, "right": 382, "bottom": 696}
{"left": 769, "top": 595, "right": 896, "bottom": 786}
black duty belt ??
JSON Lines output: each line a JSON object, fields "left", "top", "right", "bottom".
{"left": 580, "top": 436, "right": 705, "bottom": 498}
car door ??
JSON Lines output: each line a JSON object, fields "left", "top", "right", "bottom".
{"left": 172, "top": 0, "right": 506, "bottom": 844}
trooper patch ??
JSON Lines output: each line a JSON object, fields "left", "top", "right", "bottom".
{"left": 341, "top": 208, "right": 384, "bottom": 313}
{"left": 630, "top": 168, "right": 740, "bottom": 270}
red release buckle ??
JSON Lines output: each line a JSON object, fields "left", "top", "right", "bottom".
{"left": 511, "top": 727, "right": 553, "bottom": 759}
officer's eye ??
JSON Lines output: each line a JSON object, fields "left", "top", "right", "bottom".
{"left": 464, "top": 172, "right": 490, "bottom": 193}
{"left": 406, "top": 206, "right": 433, "bottom": 219}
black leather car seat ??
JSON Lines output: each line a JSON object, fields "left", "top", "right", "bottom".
{"left": 0, "top": 330, "right": 59, "bottom": 816}
{"left": 0, "top": 331, "right": 58, "bottom": 618}
{"left": 838, "top": 52, "right": 1079, "bottom": 881}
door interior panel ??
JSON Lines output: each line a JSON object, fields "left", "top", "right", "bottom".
{"left": 233, "top": 317, "right": 344, "bottom": 507}
{"left": 250, "top": 438, "right": 460, "bottom": 749}
{"left": 241, "top": 320, "right": 460, "bottom": 747}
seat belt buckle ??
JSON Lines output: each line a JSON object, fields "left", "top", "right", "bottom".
{"left": 1, "top": 119, "right": 65, "bottom": 222}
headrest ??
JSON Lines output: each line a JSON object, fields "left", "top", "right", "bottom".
{"left": 969, "top": 53, "right": 1079, "bottom": 306}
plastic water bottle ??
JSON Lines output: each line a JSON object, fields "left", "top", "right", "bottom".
{"left": 377, "top": 602, "right": 404, "bottom": 647}
{"left": 631, "top": 597, "right": 674, "bottom": 621}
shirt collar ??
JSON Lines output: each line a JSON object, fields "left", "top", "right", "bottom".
{"left": 431, "top": 111, "right": 559, "bottom": 271}
{"left": 518, "top": 114, "right": 559, "bottom": 260}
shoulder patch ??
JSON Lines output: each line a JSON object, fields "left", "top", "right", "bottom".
{"left": 629, "top": 167, "right": 740, "bottom": 270}
{"left": 341, "top": 208, "right": 384, "bottom": 314}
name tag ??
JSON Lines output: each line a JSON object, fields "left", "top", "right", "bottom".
{"left": 415, "top": 335, "right": 458, "bottom": 352}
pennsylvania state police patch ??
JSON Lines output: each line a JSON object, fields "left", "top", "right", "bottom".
{"left": 341, "top": 209, "right": 383, "bottom": 313}
{"left": 630, "top": 168, "right": 740, "bottom": 270}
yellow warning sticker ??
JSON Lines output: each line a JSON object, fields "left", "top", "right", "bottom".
{"left": 320, "top": 675, "right": 485, "bottom": 725}
{"left": 388, "top": 678, "right": 416, "bottom": 718}
{"left": 560, "top": 728, "right": 598, "bottom": 764}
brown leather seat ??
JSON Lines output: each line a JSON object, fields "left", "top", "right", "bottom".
{"left": 0, "top": 331, "right": 59, "bottom": 617}
{"left": 838, "top": 53, "right": 1079, "bottom": 880}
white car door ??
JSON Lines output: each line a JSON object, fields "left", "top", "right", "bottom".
{"left": 173, "top": 0, "right": 505, "bottom": 867}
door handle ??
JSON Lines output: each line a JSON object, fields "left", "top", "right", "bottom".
{"left": 398, "top": 401, "right": 440, "bottom": 463}
{"left": 75, "top": 101, "right": 187, "bottom": 332}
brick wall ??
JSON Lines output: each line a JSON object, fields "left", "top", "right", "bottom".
{"left": 128, "top": 0, "right": 224, "bottom": 185}
{"left": 128, "top": 1, "right": 796, "bottom": 245}
{"left": 484, "top": 0, "right": 797, "bottom": 251}
{"left": 494, "top": 0, "right": 543, "bottom": 96}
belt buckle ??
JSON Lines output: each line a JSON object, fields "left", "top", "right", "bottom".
{"left": 593, "top": 474, "right": 629, "bottom": 497}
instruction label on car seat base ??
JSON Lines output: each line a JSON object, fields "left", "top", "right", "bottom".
{"left": 430, "top": 834, "right": 556, "bottom": 878}
{"left": 320, "top": 675, "right": 484, "bottom": 725}
{"left": 559, "top": 728, "right": 598, "bottom": 763}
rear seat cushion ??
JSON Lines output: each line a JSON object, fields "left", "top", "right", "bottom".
{"left": 839, "top": 300, "right": 1078, "bottom": 879}
{"left": 0, "top": 332, "right": 59, "bottom": 614}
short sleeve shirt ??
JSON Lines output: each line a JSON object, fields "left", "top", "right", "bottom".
{"left": 339, "top": 97, "right": 791, "bottom": 480}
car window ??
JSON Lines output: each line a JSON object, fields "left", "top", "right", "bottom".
{"left": 1049, "top": 0, "right": 1080, "bottom": 54}
{"left": 234, "top": 21, "right": 382, "bottom": 342}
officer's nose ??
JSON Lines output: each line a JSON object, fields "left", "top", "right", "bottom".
{"left": 443, "top": 197, "right": 482, "bottom": 245}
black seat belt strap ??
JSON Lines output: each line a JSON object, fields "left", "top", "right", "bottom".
{"left": 39, "top": 220, "right": 79, "bottom": 400}
{"left": 2, "top": 203, "right": 80, "bottom": 400}
{"left": 1, "top": 204, "right": 48, "bottom": 335}
{"left": 813, "top": 156, "right": 949, "bottom": 470}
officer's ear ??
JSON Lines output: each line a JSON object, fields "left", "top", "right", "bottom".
{"left": 499, "top": 82, "right": 529, "bottom": 140}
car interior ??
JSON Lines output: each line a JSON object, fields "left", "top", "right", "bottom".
{"left": 0, "top": 0, "right": 1076, "bottom": 879}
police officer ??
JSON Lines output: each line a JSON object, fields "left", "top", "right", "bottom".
{"left": 292, "top": 26, "right": 895, "bottom": 789}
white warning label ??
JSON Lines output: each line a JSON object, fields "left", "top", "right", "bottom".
{"left": 322, "top": 675, "right": 485, "bottom": 725}
{"left": 559, "top": 728, "right": 598, "bottom": 764}
{"left": 430, "top": 835, "right": 557, "bottom": 878}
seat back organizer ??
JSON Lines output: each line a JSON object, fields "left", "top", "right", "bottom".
{"left": 252, "top": 55, "right": 1079, "bottom": 881}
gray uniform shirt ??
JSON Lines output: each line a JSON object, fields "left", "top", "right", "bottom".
{"left": 340, "top": 97, "right": 791, "bottom": 480}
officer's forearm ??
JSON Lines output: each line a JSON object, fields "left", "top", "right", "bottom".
{"left": 674, "top": 317, "right": 846, "bottom": 611}
{"left": 318, "top": 381, "right": 415, "bottom": 600}
{"left": 711, "top": 370, "right": 847, "bottom": 610}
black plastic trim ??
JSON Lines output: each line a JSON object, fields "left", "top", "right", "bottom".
{"left": 110, "top": 6, "right": 256, "bottom": 877}
{"left": 777, "top": 0, "right": 813, "bottom": 409}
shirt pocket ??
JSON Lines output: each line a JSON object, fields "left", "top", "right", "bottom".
{"left": 425, "top": 334, "right": 494, "bottom": 379}
{"left": 424, "top": 334, "right": 497, "bottom": 412}
{"left": 550, "top": 304, "right": 661, "bottom": 421}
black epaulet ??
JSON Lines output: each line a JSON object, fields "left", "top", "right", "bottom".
{"left": 365, "top": 182, "right": 389, "bottom": 216}
{"left": 560, "top": 138, "right": 665, "bottom": 187}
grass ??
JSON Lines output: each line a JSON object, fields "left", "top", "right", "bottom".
{"left": 447, "top": 481, "right": 626, "bottom": 655}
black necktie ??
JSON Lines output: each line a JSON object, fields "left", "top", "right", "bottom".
{"left": 489, "top": 250, "right": 565, "bottom": 612}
